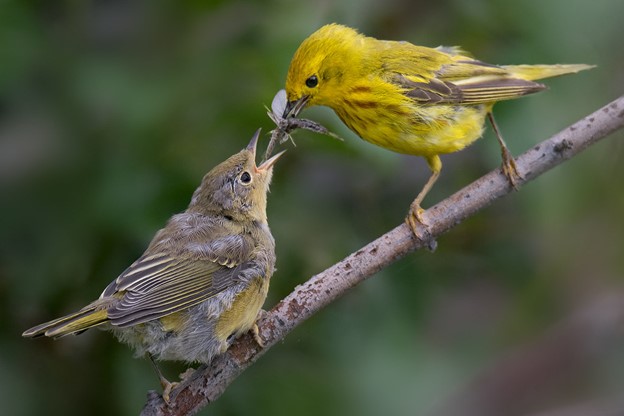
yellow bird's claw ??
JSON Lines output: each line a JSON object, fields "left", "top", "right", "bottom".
{"left": 406, "top": 204, "right": 437, "bottom": 251}
{"left": 406, "top": 205, "right": 428, "bottom": 238}
{"left": 500, "top": 144, "right": 523, "bottom": 190}
{"left": 407, "top": 206, "right": 425, "bottom": 231}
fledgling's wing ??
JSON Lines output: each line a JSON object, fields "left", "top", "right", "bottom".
{"left": 102, "top": 217, "right": 254, "bottom": 327}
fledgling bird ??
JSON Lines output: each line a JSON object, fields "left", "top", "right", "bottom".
{"left": 283, "top": 23, "right": 593, "bottom": 235}
{"left": 23, "top": 129, "right": 284, "bottom": 402}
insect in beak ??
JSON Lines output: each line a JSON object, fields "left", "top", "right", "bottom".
{"left": 282, "top": 95, "right": 310, "bottom": 118}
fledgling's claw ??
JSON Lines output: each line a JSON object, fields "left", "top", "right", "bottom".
{"left": 250, "top": 309, "right": 269, "bottom": 348}
{"left": 148, "top": 354, "right": 178, "bottom": 405}
{"left": 179, "top": 367, "right": 196, "bottom": 382}
{"left": 161, "top": 380, "right": 179, "bottom": 405}
{"left": 251, "top": 322, "right": 264, "bottom": 348}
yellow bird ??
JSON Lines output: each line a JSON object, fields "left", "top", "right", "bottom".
{"left": 283, "top": 23, "right": 593, "bottom": 235}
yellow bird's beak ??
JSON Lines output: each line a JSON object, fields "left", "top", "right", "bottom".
{"left": 282, "top": 95, "right": 310, "bottom": 118}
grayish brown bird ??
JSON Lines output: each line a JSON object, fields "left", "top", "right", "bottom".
{"left": 23, "top": 129, "right": 284, "bottom": 401}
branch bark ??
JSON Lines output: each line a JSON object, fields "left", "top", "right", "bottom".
{"left": 141, "top": 95, "right": 624, "bottom": 416}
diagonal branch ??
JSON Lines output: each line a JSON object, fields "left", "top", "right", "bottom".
{"left": 141, "top": 95, "right": 624, "bottom": 416}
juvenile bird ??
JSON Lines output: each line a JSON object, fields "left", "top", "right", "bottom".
{"left": 283, "top": 23, "right": 593, "bottom": 235}
{"left": 23, "top": 129, "right": 284, "bottom": 402}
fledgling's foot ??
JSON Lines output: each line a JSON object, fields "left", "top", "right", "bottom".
{"left": 148, "top": 354, "right": 178, "bottom": 405}
{"left": 251, "top": 322, "right": 265, "bottom": 348}
{"left": 179, "top": 367, "right": 196, "bottom": 382}
{"left": 161, "top": 379, "right": 179, "bottom": 405}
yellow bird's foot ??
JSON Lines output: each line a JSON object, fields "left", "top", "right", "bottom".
{"left": 488, "top": 112, "right": 523, "bottom": 190}
{"left": 406, "top": 204, "right": 426, "bottom": 234}
{"left": 251, "top": 322, "right": 265, "bottom": 348}
{"left": 406, "top": 203, "right": 438, "bottom": 251}
{"left": 500, "top": 147, "right": 523, "bottom": 190}
{"left": 405, "top": 204, "right": 432, "bottom": 245}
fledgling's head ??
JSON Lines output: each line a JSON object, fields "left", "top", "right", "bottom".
{"left": 188, "top": 129, "right": 284, "bottom": 223}
{"left": 284, "top": 24, "right": 364, "bottom": 117}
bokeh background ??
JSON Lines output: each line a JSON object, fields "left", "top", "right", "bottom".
{"left": 2, "top": 1, "right": 624, "bottom": 415}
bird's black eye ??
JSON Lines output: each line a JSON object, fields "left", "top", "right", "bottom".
{"left": 305, "top": 75, "right": 318, "bottom": 88}
{"left": 240, "top": 171, "right": 252, "bottom": 184}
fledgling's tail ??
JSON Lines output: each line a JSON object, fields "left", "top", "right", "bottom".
{"left": 22, "top": 305, "right": 108, "bottom": 338}
{"left": 504, "top": 64, "right": 595, "bottom": 81}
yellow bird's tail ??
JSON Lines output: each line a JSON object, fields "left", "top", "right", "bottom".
{"left": 503, "top": 64, "right": 595, "bottom": 81}
{"left": 22, "top": 305, "right": 109, "bottom": 338}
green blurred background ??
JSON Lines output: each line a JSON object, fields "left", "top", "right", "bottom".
{"left": 3, "top": 0, "right": 624, "bottom": 415}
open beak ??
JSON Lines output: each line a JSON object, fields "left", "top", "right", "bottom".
{"left": 282, "top": 95, "right": 310, "bottom": 119}
{"left": 246, "top": 128, "right": 262, "bottom": 156}
{"left": 257, "top": 149, "right": 286, "bottom": 172}
{"left": 248, "top": 128, "right": 286, "bottom": 171}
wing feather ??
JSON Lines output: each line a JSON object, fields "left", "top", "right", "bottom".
{"left": 385, "top": 51, "right": 547, "bottom": 105}
{"left": 106, "top": 258, "right": 223, "bottom": 327}
{"left": 394, "top": 72, "right": 545, "bottom": 106}
{"left": 99, "top": 228, "right": 253, "bottom": 328}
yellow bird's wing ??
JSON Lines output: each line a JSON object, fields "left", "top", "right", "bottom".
{"left": 386, "top": 53, "right": 546, "bottom": 105}
{"left": 103, "top": 233, "right": 252, "bottom": 327}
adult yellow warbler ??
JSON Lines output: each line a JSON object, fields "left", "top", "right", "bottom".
{"left": 283, "top": 23, "right": 593, "bottom": 235}
{"left": 23, "top": 130, "right": 284, "bottom": 402}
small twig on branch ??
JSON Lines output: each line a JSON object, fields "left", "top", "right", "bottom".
{"left": 142, "top": 95, "right": 624, "bottom": 416}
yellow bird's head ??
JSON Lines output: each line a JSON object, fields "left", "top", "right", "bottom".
{"left": 283, "top": 23, "right": 364, "bottom": 118}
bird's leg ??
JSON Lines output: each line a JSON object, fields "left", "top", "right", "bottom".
{"left": 406, "top": 155, "right": 441, "bottom": 240}
{"left": 251, "top": 323, "right": 265, "bottom": 348}
{"left": 251, "top": 309, "right": 267, "bottom": 348}
{"left": 148, "top": 354, "right": 177, "bottom": 405}
{"left": 487, "top": 112, "right": 522, "bottom": 189}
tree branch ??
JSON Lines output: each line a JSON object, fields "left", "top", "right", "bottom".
{"left": 141, "top": 95, "right": 624, "bottom": 416}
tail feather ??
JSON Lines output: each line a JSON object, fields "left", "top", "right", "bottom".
{"left": 503, "top": 64, "right": 595, "bottom": 81}
{"left": 22, "top": 306, "right": 109, "bottom": 338}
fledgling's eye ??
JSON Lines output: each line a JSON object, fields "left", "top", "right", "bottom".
{"left": 305, "top": 75, "right": 318, "bottom": 88}
{"left": 240, "top": 171, "right": 252, "bottom": 184}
